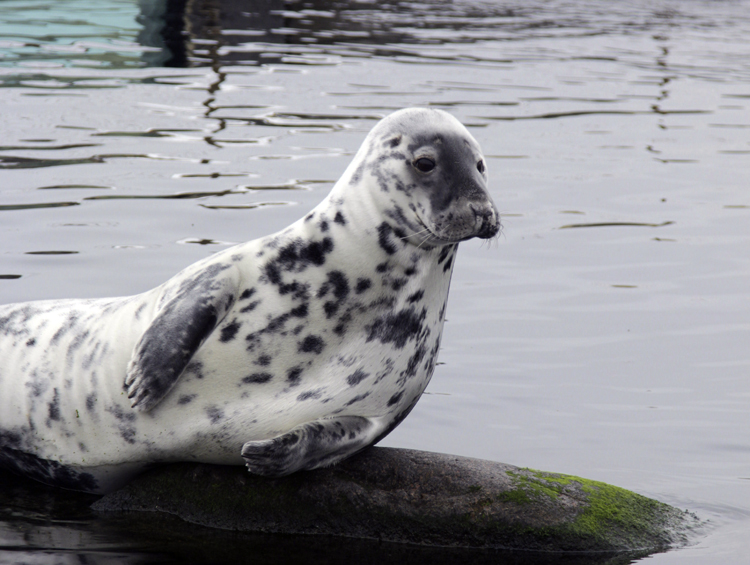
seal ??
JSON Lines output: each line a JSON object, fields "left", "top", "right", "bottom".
{"left": 0, "top": 108, "right": 500, "bottom": 493}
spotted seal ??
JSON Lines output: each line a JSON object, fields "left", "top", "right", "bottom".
{"left": 0, "top": 108, "right": 500, "bottom": 493}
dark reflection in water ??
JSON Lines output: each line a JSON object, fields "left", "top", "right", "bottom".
{"left": 0, "top": 470, "right": 648, "bottom": 565}
{"left": 135, "top": 0, "right": 735, "bottom": 68}
{"left": 2, "top": 0, "right": 745, "bottom": 73}
{"left": 139, "top": 0, "right": 408, "bottom": 67}
{"left": 138, "top": 0, "right": 508, "bottom": 67}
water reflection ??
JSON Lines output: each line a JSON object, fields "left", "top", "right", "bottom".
{"left": 1, "top": 0, "right": 748, "bottom": 72}
{"left": 137, "top": 0, "right": 485, "bottom": 67}
{"left": 133, "top": 0, "right": 750, "bottom": 68}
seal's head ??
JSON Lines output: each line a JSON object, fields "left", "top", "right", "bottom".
{"left": 345, "top": 108, "right": 500, "bottom": 248}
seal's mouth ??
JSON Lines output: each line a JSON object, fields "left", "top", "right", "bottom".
{"left": 413, "top": 198, "right": 501, "bottom": 245}
{"left": 413, "top": 209, "right": 501, "bottom": 246}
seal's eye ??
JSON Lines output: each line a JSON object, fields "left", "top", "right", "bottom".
{"left": 414, "top": 157, "right": 435, "bottom": 173}
{"left": 477, "top": 160, "right": 485, "bottom": 174}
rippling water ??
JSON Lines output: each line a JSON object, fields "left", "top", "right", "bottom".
{"left": 1, "top": 1, "right": 749, "bottom": 563}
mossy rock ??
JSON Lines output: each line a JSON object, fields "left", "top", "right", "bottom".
{"left": 92, "top": 447, "right": 700, "bottom": 553}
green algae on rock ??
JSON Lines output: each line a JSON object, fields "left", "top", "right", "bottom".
{"left": 92, "top": 447, "right": 700, "bottom": 553}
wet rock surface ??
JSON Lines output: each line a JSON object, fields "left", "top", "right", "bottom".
{"left": 92, "top": 447, "right": 700, "bottom": 553}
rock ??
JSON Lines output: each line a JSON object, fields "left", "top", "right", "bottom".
{"left": 92, "top": 447, "right": 699, "bottom": 553}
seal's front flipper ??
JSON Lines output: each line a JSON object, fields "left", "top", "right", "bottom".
{"left": 125, "top": 265, "right": 239, "bottom": 412}
{"left": 241, "top": 416, "right": 381, "bottom": 477}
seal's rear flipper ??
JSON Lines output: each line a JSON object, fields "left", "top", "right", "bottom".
{"left": 241, "top": 416, "right": 381, "bottom": 477}
{"left": 125, "top": 265, "right": 240, "bottom": 412}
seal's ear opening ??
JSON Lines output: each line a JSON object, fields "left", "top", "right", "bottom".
{"left": 387, "top": 135, "right": 402, "bottom": 148}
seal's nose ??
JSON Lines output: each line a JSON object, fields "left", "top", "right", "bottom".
{"left": 470, "top": 202, "right": 501, "bottom": 239}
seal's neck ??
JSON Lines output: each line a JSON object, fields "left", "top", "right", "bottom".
{"left": 292, "top": 187, "right": 457, "bottom": 296}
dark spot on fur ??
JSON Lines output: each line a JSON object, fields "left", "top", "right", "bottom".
{"left": 290, "top": 303, "right": 308, "bottom": 317}
{"left": 407, "top": 290, "right": 424, "bottom": 303}
{"left": 345, "top": 392, "right": 371, "bottom": 406}
{"left": 106, "top": 404, "right": 136, "bottom": 422}
{"left": 240, "top": 300, "right": 260, "bottom": 313}
{"left": 105, "top": 405, "right": 136, "bottom": 444}
{"left": 376, "top": 262, "right": 389, "bottom": 273}
{"left": 266, "top": 313, "right": 290, "bottom": 333}
{"left": 278, "top": 238, "right": 334, "bottom": 271}
{"left": 245, "top": 332, "right": 260, "bottom": 351}
{"left": 387, "top": 391, "right": 404, "bottom": 407}
{"left": 355, "top": 278, "right": 371, "bottom": 294}
{"left": 263, "top": 238, "right": 335, "bottom": 296}
{"left": 378, "top": 222, "right": 398, "bottom": 255}
{"left": 279, "top": 281, "right": 310, "bottom": 301}
{"left": 299, "top": 335, "right": 325, "bottom": 354}
{"left": 328, "top": 271, "right": 350, "bottom": 300}
{"left": 264, "top": 263, "right": 282, "bottom": 285}
{"left": 297, "top": 389, "right": 323, "bottom": 401}
{"left": 220, "top": 320, "right": 241, "bottom": 342}
{"left": 47, "top": 389, "right": 61, "bottom": 424}
{"left": 443, "top": 256, "right": 453, "bottom": 272}
{"left": 178, "top": 394, "right": 196, "bottom": 405}
{"left": 391, "top": 278, "right": 407, "bottom": 291}
{"left": 319, "top": 219, "right": 329, "bottom": 232}
{"left": 287, "top": 366, "right": 303, "bottom": 385}
{"left": 206, "top": 406, "right": 224, "bottom": 424}
{"left": 324, "top": 302, "right": 339, "bottom": 318}
{"left": 350, "top": 161, "right": 365, "bottom": 185}
{"left": 243, "top": 372, "right": 273, "bottom": 384}
{"left": 239, "top": 288, "right": 257, "bottom": 301}
{"left": 304, "top": 238, "right": 334, "bottom": 265}
{"left": 50, "top": 312, "right": 79, "bottom": 345}
{"left": 438, "top": 245, "right": 452, "bottom": 265}
{"left": 134, "top": 302, "right": 147, "bottom": 320}
{"left": 333, "top": 311, "right": 352, "bottom": 336}
{"left": 321, "top": 271, "right": 349, "bottom": 317}
{"left": 255, "top": 354, "right": 272, "bottom": 366}
{"left": 334, "top": 211, "right": 346, "bottom": 225}
{"left": 184, "top": 360, "right": 204, "bottom": 379}
{"left": 404, "top": 344, "right": 428, "bottom": 379}
{"left": 26, "top": 338, "right": 36, "bottom": 347}
{"left": 85, "top": 394, "right": 96, "bottom": 411}
{"left": 404, "top": 266, "right": 417, "bottom": 277}
{"left": 346, "top": 369, "right": 369, "bottom": 387}
{"left": 367, "top": 307, "right": 426, "bottom": 349}
{"left": 27, "top": 379, "right": 47, "bottom": 398}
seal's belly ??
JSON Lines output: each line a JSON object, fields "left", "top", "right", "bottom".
{"left": 145, "top": 301, "right": 446, "bottom": 465}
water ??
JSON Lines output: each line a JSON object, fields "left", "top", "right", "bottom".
{"left": 1, "top": 0, "right": 749, "bottom": 562}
